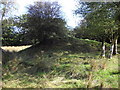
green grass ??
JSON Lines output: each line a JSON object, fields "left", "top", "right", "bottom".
{"left": 3, "top": 54, "right": 119, "bottom": 88}
{"left": 2, "top": 38, "right": 119, "bottom": 88}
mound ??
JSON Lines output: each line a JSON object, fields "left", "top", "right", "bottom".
{"left": 1, "top": 48, "right": 11, "bottom": 64}
{"left": 2, "top": 37, "right": 102, "bottom": 74}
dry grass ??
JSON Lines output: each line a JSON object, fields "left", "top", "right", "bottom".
{"left": 1, "top": 45, "right": 32, "bottom": 52}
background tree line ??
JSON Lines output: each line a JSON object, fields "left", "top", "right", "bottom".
{"left": 1, "top": 1, "right": 120, "bottom": 58}
{"left": 1, "top": 1, "right": 68, "bottom": 46}
{"left": 74, "top": 2, "right": 120, "bottom": 58}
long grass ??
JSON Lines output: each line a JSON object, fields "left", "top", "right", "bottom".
{"left": 2, "top": 39, "right": 120, "bottom": 88}
{"left": 3, "top": 52, "right": 119, "bottom": 88}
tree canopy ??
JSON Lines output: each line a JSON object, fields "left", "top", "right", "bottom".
{"left": 18, "top": 2, "right": 67, "bottom": 44}
{"left": 75, "top": 2, "right": 120, "bottom": 58}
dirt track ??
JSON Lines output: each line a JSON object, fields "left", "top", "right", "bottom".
{"left": 1, "top": 45, "right": 32, "bottom": 52}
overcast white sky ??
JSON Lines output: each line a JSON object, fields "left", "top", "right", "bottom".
{"left": 15, "top": 0, "right": 82, "bottom": 28}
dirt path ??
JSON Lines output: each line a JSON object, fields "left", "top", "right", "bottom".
{"left": 1, "top": 45, "right": 32, "bottom": 52}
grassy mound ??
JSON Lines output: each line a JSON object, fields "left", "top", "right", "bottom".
{"left": 2, "top": 37, "right": 119, "bottom": 88}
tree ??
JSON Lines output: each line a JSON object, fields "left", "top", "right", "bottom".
{"left": 75, "top": 2, "right": 120, "bottom": 58}
{"left": 0, "top": 0, "right": 16, "bottom": 20}
{"left": 2, "top": 18, "right": 27, "bottom": 46}
{"left": 13, "top": 14, "right": 33, "bottom": 45}
{"left": 74, "top": 19, "right": 96, "bottom": 40}
{"left": 112, "top": 2, "right": 120, "bottom": 55}
{"left": 0, "top": 0, "right": 16, "bottom": 46}
{"left": 21, "top": 2, "right": 67, "bottom": 44}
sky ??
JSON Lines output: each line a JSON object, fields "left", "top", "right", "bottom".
{"left": 15, "top": 0, "right": 82, "bottom": 28}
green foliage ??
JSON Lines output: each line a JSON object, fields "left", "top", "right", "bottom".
{"left": 20, "top": 2, "right": 67, "bottom": 44}
{"left": 75, "top": 2, "right": 120, "bottom": 43}
{"left": 2, "top": 18, "right": 27, "bottom": 46}
{"left": 75, "top": 2, "right": 120, "bottom": 58}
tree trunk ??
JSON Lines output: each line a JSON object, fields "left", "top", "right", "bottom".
{"left": 109, "top": 35, "right": 118, "bottom": 58}
{"left": 109, "top": 42, "right": 114, "bottom": 59}
{"left": 113, "top": 37, "right": 118, "bottom": 55}
{"left": 101, "top": 41, "right": 105, "bottom": 58}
